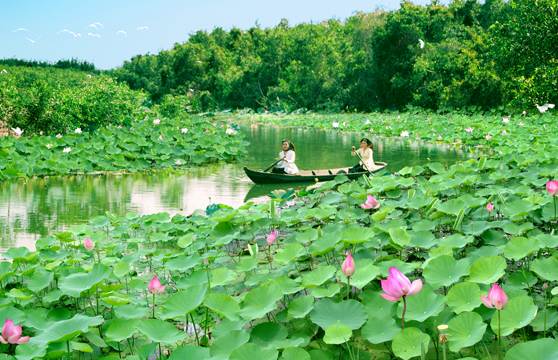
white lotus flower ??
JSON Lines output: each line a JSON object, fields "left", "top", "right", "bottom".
{"left": 153, "top": 119, "right": 161, "bottom": 125}
{"left": 226, "top": 127, "right": 237, "bottom": 135}
{"left": 181, "top": 128, "right": 188, "bottom": 133}
{"left": 11, "top": 127, "right": 23, "bottom": 136}
{"left": 46, "top": 143, "right": 52, "bottom": 149}
{"left": 62, "top": 147, "right": 71, "bottom": 153}
{"left": 401, "top": 131, "right": 409, "bottom": 137}
{"left": 536, "top": 104, "right": 555, "bottom": 113}
{"left": 365, "top": 119, "right": 371, "bottom": 125}
{"left": 502, "top": 118, "right": 509, "bottom": 124}
{"left": 75, "top": 128, "right": 82, "bottom": 134}
{"left": 332, "top": 122, "right": 339, "bottom": 128}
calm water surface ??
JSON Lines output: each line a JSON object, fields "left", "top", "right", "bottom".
{"left": 0, "top": 123, "right": 473, "bottom": 251}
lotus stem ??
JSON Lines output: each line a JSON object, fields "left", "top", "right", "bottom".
{"left": 190, "top": 313, "right": 200, "bottom": 346}
{"left": 554, "top": 196, "right": 557, "bottom": 229}
{"left": 346, "top": 277, "right": 351, "bottom": 300}
{"left": 67, "top": 341, "right": 71, "bottom": 360}
{"left": 268, "top": 245, "right": 272, "bottom": 270}
{"left": 402, "top": 295, "right": 407, "bottom": 329}
{"left": 152, "top": 293, "right": 156, "bottom": 319}
{"left": 498, "top": 309, "right": 501, "bottom": 360}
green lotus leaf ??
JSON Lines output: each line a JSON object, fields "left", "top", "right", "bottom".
{"left": 240, "top": 284, "right": 283, "bottom": 321}
{"left": 168, "top": 345, "right": 210, "bottom": 360}
{"left": 2, "top": 247, "right": 30, "bottom": 261}
{"left": 392, "top": 327, "right": 430, "bottom": 360}
{"left": 337, "top": 263, "right": 380, "bottom": 289}
{"left": 235, "top": 257, "right": 259, "bottom": 272}
{"left": 204, "top": 293, "right": 240, "bottom": 321}
{"left": 162, "top": 285, "right": 208, "bottom": 319}
{"left": 287, "top": 295, "right": 314, "bottom": 319}
{"left": 210, "top": 330, "right": 250, "bottom": 360}
{"left": 504, "top": 338, "right": 558, "bottom": 360}
{"left": 531, "top": 257, "right": 558, "bottom": 281}
{"left": 212, "top": 318, "right": 248, "bottom": 339}
{"left": 397, "top": 289, "right": 446, "bottom": 322}
{"left": 105, "top": 319, "right": 139, "bottom": 342}
{"left": 535, "top": 234, "right": 558, "bottom": 248}
{"left": 311, "top": 283, "right": 340, "bottom": 298}
{"left": 281, "top": 347, "right": 311, "bottom": 360}
{"left": 307, "top": 349, "right": 334, "bottom": 360}
{"left": 250, "top": 322, "right": 287, "bottom": 347}
{"left": 112, "top": 262, "right": 131, "bottom": 278}
{"left": 504, "top": 237, "right": 540, "bottom": 260}
{"left": 135, "top": 319, "right": 187, "bottom": 343}
{"left": 468, "top": 255, "right": 506, "bottom": 284}
{"left": 360, "top": 290, "right": 398, "bottom": 319}
{"left": 14, "top": 343, "right": 47, "bottom": 360}
{"left": 447, "top": 312, "right": 487, "bottom": 352}
{"left": 490, "top": 296, "right": 537, "bottom": 337}
{"left": 58, "top": 263, "right": 109, "bottom": 298}
{"left": 27, "top": 270, "right": 54, "bottom": 293}
{"left": 309, "top": 299, "right": 368, "bottom": 330}
{"left": 375, "top": 259, "right": 420, "bottom": 277}
{"left": 435, "top": 199, "right": 465, "bottom": 216}
{"left": 272, "top": 276, "right": 303, "bottom": 295}
{"left": 301, "top": 265, "right": 336, "bottom": 288}
{"left": 502, "top": 222, "right": 534, "bottom": 236}
{"left": 211, "top": 267, "right": 237, "bottom": 287}
{"left": 361, "top": 316, "right": 401, "bottom": 344}
{"left": 408, "top": 230, "right": 437, "bottom": 248}
{"left": 323, "top": 324, "right": 352, "bottom": 345}
{"left": 229, "top": 343, "right": 279, "bottom": 360}
{"left": 446, "top": 282, "right": 482, "bottom": 314}
{"left": 507, "top": 271, "right": 538, "bottom": 290}
{"left": 309, "top": 232, "right": 342, "bottom": 256}
{"left": 274, "top": 243, "right": 304, "bottom": 264}
{"left": 531, "top": 308, "right": 558, "bottom": 332}
{"left": 438, "top": 234, "right": 474, "bottom": 248}
{"left": 164, "top": 254, "right": 202, "bottom": 272}
{"left": 26, "top": 314, "right": 104, "bottom": 349}
{"left": 389, "top": 227, "right": 411, "bottom": 247}
{"left": 114, "top": 304, "right": 150, "bottom": 320}
{"left": 342, "top": 227, "right": 376, "bottom": 244}
{"left": 423, "top": 255, "right": 471, "bottom": 289}
{"left": 504, "top": 200, "right": 537, "bottom": 219}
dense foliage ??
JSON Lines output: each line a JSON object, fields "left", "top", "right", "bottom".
{"left": 110, "top": 0, "right": 557, "bottom": 112}
{"left": 0, "top": 58, "right": 97, "bottom": 72}
{"left": 0, "top": 66, "right": 139, "bottom": 134}
{"left": 0, "top": 116, "right": 247, "bottom": 179}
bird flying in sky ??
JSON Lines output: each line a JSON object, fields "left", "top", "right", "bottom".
{"left": 418, "top": 39, "right": 424, "bottom": 49}
{"left": 88, "top": 33, "right": 101, "bottom": 38}
{"left": 25, "top": 37, "right": 41, "bottom": 43}
{"left": 58, "top": 29, "right": 81, "bottom": 37}
{"left": 116, "top": 30, "right": 127, "bottom": 37}
{"left": 13, "top": 28, "right": 30, "bottom": 32}
{"left": 137, "top": 26, "right": 148, "bottom": 30}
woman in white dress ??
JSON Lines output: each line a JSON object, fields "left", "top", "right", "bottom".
{"left": 349, "top": 138, "right": 374, "bottom": 173}
{"left": 272, "top": 140, "right": 299, "bottom": 174}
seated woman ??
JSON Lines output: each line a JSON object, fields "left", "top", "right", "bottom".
{"left": 272, "top": 140, "right": 299, "bottom": 174}
{"left": 349, "top": 138, "right": 374, "bottom": 173}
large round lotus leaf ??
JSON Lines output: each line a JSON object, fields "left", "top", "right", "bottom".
{"left": 438, "top": 234, "right": 473, "bottom": 248}
{"left": 27, "top": 270, "right": 54, "bottom": 294}
{"left": 281, "top": 347, "right": 311, "bottom": 360}
{"left": 504, "top": 200, "right": 537, "bottom": 219}
{"left": 446, "top": 312, "right": 487, "bottom": 352}
{"left": 392, "top": 327, "right": 430, "bottom": 360}
{"left": 446, "top": 282, "right": 482, "bottom": 314}
{"left": 535, "top": 234, "right": 558, "bottom": 248}
{"left": 490, "top": 296, "right": 537, "bottom": 337}
{"left": 336, "top": 263, "right": 380, "bottom": 289}
{"left": 105, "top": 319, "right": 139, "bottom": 342}
{"left": 210, "top": 330, "right": 250, "bottom": 360}
{"left": 14, "top": 343, "right": 47, "bottom": 360}
{"left": 114, "top": 304, "right": 150, "bottom": 320}
{"left": 342, "top": 227, "right": 376, "bottom": 244}
{"left": 268, "top": 337, "right": 305, "bottom": 350}
{"left": 112, "top": 262, "right": 131, "bottom": 278}
{"left": 161, "top": 285, "right": 208, "bottom": 319}
{"left": 235, "top": 257, "right": 259, "bottom": 272}
{"left": 507, "top": 271, "right": 538, "bottom": 290}
{"left": 423, "top": 255, "right": 471, "bottom": 289}
{"left": 468, "top": 255, "right": 506, "bottom": 284}
{"left": 361, "top": 316, "right": 401, "bottom": 344}
{"left": 204, "top": 293, "right": 240, "bottom": 321}
{"left": 301, "top": 266, "right": 336, "bottom": 288}
{"left": 396, "top": 289, "right": 446, "bottom": 322}
{"left": 272, "top": 276, "right": 303, "bottom": 295}
{"left": 211, "top": 267, "right": 237, "bottom": 287}
{"left": 212, "top": 318, "right": 247, "bottom": 339}
{"left": 323, "top": 324, "right": 352, "bottom": 345}
{"left": 504, "top": 338, "right": 558, "bottom": 360}
{"left": 163, "top": 254, "right": 201, "bottom": 272}
{"left": 58, "top": 263, "right": 109, "bottom": 298}
{"left": 309, "top": 299, "right": 368, "bottom": 330}
{"left": 240, "top": 284, "right": 283, "bottom": 321}
{"left": 135, "top": 319, "right": 187, "bottom": 343}
{"left": 408, "top": 230, "right": 437, "bottom": 248}
{"left": 295, "top": 228, "right": 319, "bottom": 244}
{"left": 26, "top": 314, "right": 104, "bottom": 349}
{"left": 311, "top": 283, "right": 340, "bottom": 298}
{"left": 275, "top": 244, "right": 304, "bottom": 264}
{"left": 435, "top": 199, "right": 465, "bottom": 216}
{"left": 229, "top": 343, "right": 279, "bottom": 360}
{"left": 504, "top": 237, "right": 540, "bottom": 260}
{"left": 531, "top": 257, "right": 558, "bottom": 281}
{"left": 376, "top": 259, "right": 419, "bottom": 277}
{"left": 389, "top": 227, "right": 411, "bottom": 247}
{"left": 308, "top": 349, "right": 334, "bottom": 360}
{"left": 287, "top": 295, "right": 314, "bottom": 319}
{"left": 250, "top": 322, "right": 287, "bottom": 347}
{"left": 502, "top": 222, "right": 534, "bottom": 236}
{"left": 168, "top": 345, "right": 210, "bottom": 360}
{"left": 309, "top": 232, "right": 342, "bottom": 256}
{"left": 531, "top": 308, "right": 558, "bottom": 332}
{"left": 360, "top": 290, "right": 398, "bottom": 319}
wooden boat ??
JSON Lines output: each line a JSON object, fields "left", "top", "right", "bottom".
{"left": 244, "top": 162, "right": 388, "bottom": 184}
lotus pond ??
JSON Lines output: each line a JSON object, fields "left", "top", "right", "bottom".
{"left": 2, "top": 111, "right": 558, "bottom": 360}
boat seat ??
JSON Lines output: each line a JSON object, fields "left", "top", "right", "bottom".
{"left": 328, "top": 170, "right": 333, "bottom": 175}
{"left": 312, "top": 171, "right": 316, "bottom": 175}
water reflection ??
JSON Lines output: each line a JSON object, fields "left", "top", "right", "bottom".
{"left": 0, "top": 123, "right": 473, "bottom": 251}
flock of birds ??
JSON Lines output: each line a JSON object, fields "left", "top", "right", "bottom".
{"left": 12, "top": 23, "right": 149, "bottom": 43}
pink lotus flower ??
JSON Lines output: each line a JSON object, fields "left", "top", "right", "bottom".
{"left": 523, "top": 110, "right": 527, "bottom": 115}
{"left": 84, "top": 237, "right": 94, "bottom": 251}
{"left": 153, "top": 119, "right": 161, "bottom": 125}
{"left": 547, "top": 180, "right": 558, "bottom": 196}
{"left": 158, "top": 135, "right": 163, "bottom": 140}
{"left": 502, "top": 130, "right": 508, "bottom": 135}
{"left": 503, "top": 117, "right": 509, "bottom": 124}
{"left": 39, "top": 131, "right": 43, "bottom": 135}
{"left": 206, "top": 129, "right": 210, "bottom": 133}
{"left": 486, "top": 134, "right": 492, "bottom": 140}
{"left": 266, "top": 231, "right": 276, "bottom": 246}
{"left": 465, "top": 127, "right": 473, "bottom": 133}
{"left": 380, "top": 267, "right": 422, "bottom": 302}
{"left": 0, "top": 319, "right": 30, "bottom": 344}
{"left": 361, "top": 194, "right": 380, "bottom": 209}
{"left": 519, "top": 122, "right": 524, "bottom": 126}
{"left": 56, "top": 134, "right": 62, "bottom": 138}
{"left": 342, "top": 252, "right": 355, "bottom": 277}
{"left": 481, "top": 283, "right": 508, "bottom": 310}
{"left": 3, "top": 132, "right": 7, "bottom": 136}
{"left": 486, "top": 202, "right": 494, "bottom": 213}
{"left": 148, "top": 276, "right": 165, "bottom": 294}
{"left": 415, "top": 133, "right": 419, "bottom": 138}
{"left": 118, "top": 125, "right": 122, "bottom": 129}
{"left": 438, "top": 135, "right": 442, "bottom": 140}
{"left": 176, "top": 159, "right": 182, "bottom": 165}
{"left": 370, "top": 128, "right": 374, "bottom": 132}
{"left": 427, "top": 118, "right": 430, "bottom": 121}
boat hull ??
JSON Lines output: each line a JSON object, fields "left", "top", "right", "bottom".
{"left": 243, "top": 162, "right": 387, "bottom": 184}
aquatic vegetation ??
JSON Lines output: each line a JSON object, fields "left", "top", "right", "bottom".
{"left": 0, "top": 116, "right": 248, "bottom": 179}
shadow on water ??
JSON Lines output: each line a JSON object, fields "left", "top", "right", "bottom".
{"left": 0, "top": 123, "right": 474, "bottom": 251}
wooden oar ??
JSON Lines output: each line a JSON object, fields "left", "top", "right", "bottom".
{"left": 263, "top": 158, "right": 284, "bottom": 172}
{"left": 352, "top": 148, "right": 372, "bottom": 174}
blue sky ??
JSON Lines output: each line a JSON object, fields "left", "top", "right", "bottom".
{"left": 1, "top": 0, "right": 443, "bottom": 70}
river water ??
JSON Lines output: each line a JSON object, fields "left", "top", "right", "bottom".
{"left": 0, "top": 123, "right": 472, "bottom": 251}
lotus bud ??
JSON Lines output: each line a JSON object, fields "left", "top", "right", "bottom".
{"left": 342, "top": 252, "right": 355, "bottom": 278}
{"left": 148, "top": 276, "right": 165, "bottom": 294}
{"left": 486, "top": 202, "right": 494, "bottom": 213}
{"left": 547, "top": 180, "right": 558, "bottom": 196}
{"left": 266, "top": 231, "right": 277, "bottom": 246}
{"left": 480, "top": 282, "right": 508, "bottom": 310}
{"left": 0, "top": 319, "right": 30, "bottom": 344}
{"left": 84, "top": 237, "right": 94, "bottom": 251}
